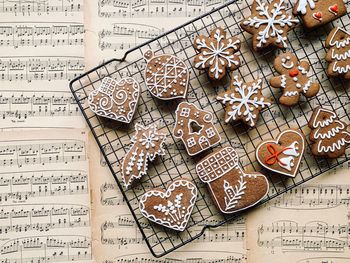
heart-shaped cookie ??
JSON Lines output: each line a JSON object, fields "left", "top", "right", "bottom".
{"left": 256, "top": 129, "right": 305, "bottom": 177}
{"left": 88, "top": 77, "right": 140, "bottom": 123}
{"left": 139, "top": 179, "right": 197, "bottom": 231}
{"left": 196, "top": 147, "right": 269, "bottom": 214}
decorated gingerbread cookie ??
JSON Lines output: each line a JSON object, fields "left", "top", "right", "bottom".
{"left": 293, "top": 0, "right": 346, "bottom": 29}
{"left": 270, "top": 52, "right": 320, "bottom": 106}
{"left": 143, "top": 50, "right": 189, "bottom": 100}
{"left": 88, "top": 77, "right": 140, "bottom": 123}
{"left": 193, "top": 27, "right": 241, "bottom": 80}
{"left": 241, "top": 0, "right": 299, "bottom": 51}
{"left": 256, "top": 129, "right": 305, "bottom": 177}
{"left": 173, "top": 102, "right": 221, "bottom": 156}
{"left": 122, "top": 123, "right": 166, "bottom": 188}
{"left": 196, "top": 147, "right": 269, "bottom": 214}
{"left": 217, "top": 75, "right": 271, "bottom": 127}
{"left": 139, "top": 179, "right": 198, "bottom": 231}
{"left": 325, "top": 27, "right": 350, "bottom": 80}
{"left": 308, "top": 107, "right": 350, "bottom": 158}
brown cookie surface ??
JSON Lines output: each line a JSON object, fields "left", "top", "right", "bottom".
{"left": 293, "top": 0, "right": 346, "bottom": 29}
{"left": 139, "top": 179, "right": 198, "bottom": 231}
{"left": 270, "top": 52, "right": 320, "bottom": 106}
{"left": 173, "top": 102, "right": 221, "bottom": 156}
{"left": 217, "top": 75, "right": 271, "bottom": 127}
{"left": 308, "top": 107, "right": 350, "bottom": 158}
{"left": 193, "top": 27, "right": 241, "bottom": 80}
{"left": 122, "top": 123, "right": 166, "bottom": 189}
{"left": 196, "top": 147, "right": 269, "bottom": 214}
{"left": 325, "top": 27, "right": 350, "bottom": 80}
{"left": 240, "top": 0, "right": 299, "bottom": 51}
{"left": 256, "top": 129, "right": 305, "bottom": 177}
{"left": 88, "top": 77, "right": 140, "bottom": 123}
{"left": 144, "top": 50, "right": 189, "bottom": 100}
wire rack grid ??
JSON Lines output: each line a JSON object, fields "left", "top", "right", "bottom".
{"left": 70, "top": 0, "right": 350, "bottom": 258}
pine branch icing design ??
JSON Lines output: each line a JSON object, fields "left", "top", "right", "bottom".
{"left": 224, "top": 176, "right": 247, "bottom": 211}
{"left": 241, "top": 0, "right": 299, "bottom": 50}
{"left": 122, "top": 123, "right": 166, "bottom": 189}
{"left": 193, "top": 27, "right": 241, "bottom": 80}
{"left": 217, "top": 75, "right": 270, "bottom": 127}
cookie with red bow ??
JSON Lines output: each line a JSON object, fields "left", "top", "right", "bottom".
{"left": 270, "top": 52, "right": 320, "bottom": 106}
{"left": 256, "top": 129, "right": 305, "bottom": 177}
{"left": 293, "top": 0, "right": 347, "bottom": 29}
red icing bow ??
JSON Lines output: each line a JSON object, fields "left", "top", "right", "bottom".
{"left": 264, "top": 144, "right": 292, "bottom": 166}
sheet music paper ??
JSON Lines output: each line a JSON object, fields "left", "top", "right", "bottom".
{"left": 0, "top": 129, "right": 93, "bottom": 263}
{"left": 0, "top": 0, "right": 85, "bottom": 129}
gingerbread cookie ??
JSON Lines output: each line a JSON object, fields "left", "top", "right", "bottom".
{"left": 193, "top": 27, "right": 241, "bottom": 80}
{"left": 256, "top": 129, "right": 305, "bottom": 177}
{"left": 196, "top": 147, "right": 269, "bottom": 214}
{"left": 144, "top": 50, "right": 189, "bottom": 100}
{"left": 270, "top": 52, "right": 320, "bottom": 106}
{"left": 122, "top": 123, "right": 166, "bottom": 188}
{"left": 173, "top": 102, "right": 221, "bottom": 156}
{"left": 241, "top": 0, "right": 299, "bottom": 51}
{"left": 293, "top": 0, "right": 346, "bottom": 29}
{"left": 139, "top": 179, "right": 198, "bottom": 231}
{"left": 325, "top": 27, "right": 350, "bottom": 80}
{"left": 217, "top": 75, "right": 271, "bottom": 127}
{"left": 88, "top": 77, "right": 140, "bottom": 123}
{"left": 308, "top": 107, "right": 350, "bottom": 158}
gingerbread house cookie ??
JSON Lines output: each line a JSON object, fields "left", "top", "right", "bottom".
{"left": 173, "top": 102, "right": 221, "bottom": 156}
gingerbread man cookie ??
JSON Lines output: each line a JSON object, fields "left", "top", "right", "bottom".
{"left": 217, "top": 75, "right": 271, "bottom": 127}
{"left": 293, "top": 0, "right": 347, "bottom": 29}
{"left": 325, "top": 27, "right": 350, "bottom": 80}
{"left": 193, "top": 27, "right": 241, "bottom": 81}
{"left": 241, "top": 0, "right": 299, "bottom": 51}
{"left": 270, "top": 52, "right": 320, "bottom": 106}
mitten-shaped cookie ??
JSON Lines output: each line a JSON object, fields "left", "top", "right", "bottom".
{"left": 270, "top": 52, "right": 320, "bottom": 106}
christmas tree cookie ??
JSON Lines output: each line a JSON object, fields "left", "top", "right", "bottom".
{"left": 308, "top": 107, "right": 350, "bottom": 158}
{"left": 293, "top": 0, "right": 347, "bottom": 29}
{"left": 240, "top": 0, "right": 299, "bottom": 51}
{"left": 325, "top": 27, "right": 350, "bottom": 80}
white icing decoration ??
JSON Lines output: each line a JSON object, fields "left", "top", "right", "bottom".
{"left": 216, "top": 76, "right": 271, "bottom": 127}
{"left": 194, "top": 28, "right": 240, "bottom": 80}
{"left": 242, "top": 0, "right": 299, "bottom": 48}
{"left": 333, "top": 63, "right": 350, "bottom": 74}
{"left": 282, "top": 61, "right": 294, "bottom": 69}
{"left": 122, "top": 123, "right": 166, "bottom": 188}
{"left": 302, "top": 80, "right": 311, "bottom": 93}
{"left": 311, "top": 108, "right": 336, "bottom": 128}
{"left": 280, "top": 74, "right": 287, "bottom": 88}
{"left": 173, "top": 102, "right": 221, "bottom": 156}
{"left": 328, "top": 28, "right": 350, "bottom": 49}
{"left": 278, "top": 141, "right": 299, "bottom": 171}
{"left": 297, "top": 65, "right": 308, "bottom": 74}
{"left": 144, "top": 51, "right": 189, "bottom": 100}
{"left": 255, "top": 129, "right": 305, "bottom": 178}
{"left": 88, "top": 77, "right": 140, "bottom": 123}
{"left": 139, "top": 179, "right": 197, "bottom": 231}
{"left": 331, "top": 48, "right": 350, "bottom": 60}
{"left": 317, "top": 134, "right": 350, "bottom": 153}
{"left": 284, "top": 91, "right": 299, "bottom": 96}
{"left": 196, "top": 147, "right": 269, "bottom": 214}
{"left": 295, "top": 0, "right": 316, "bottom": 14}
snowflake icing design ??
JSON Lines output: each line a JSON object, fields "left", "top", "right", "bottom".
{"left": 217, "top": 76, "right": 271, "bottom": 127}
{"left": 194, "top": 28, "right": 241, "bottom": 80}
{"left": 241, "top": 0, "right": 299, "bottom": 50}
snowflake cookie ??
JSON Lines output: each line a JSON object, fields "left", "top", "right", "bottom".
{"left": 144, "top": 50, "right": 189, "bottom": 100}
{"left": 193, "top": 27, "right": 241, "bottom": 81}
{"left": 256, "top": 129, "right": 305, "bottom": 177}
{"left": 241, "top": 0, "right": 299, "bottom": 51}
{"left": 139, "top": 179, "right": 198, "bottom": 231}
{"left": 325, "top": 27, "right": 350, "bottom": 80}
{"left": 196, "top": 147, "right": 269, "bottom": 214}
{"left": 270, "top": 52, "right": 320, "bottom": 106}
{"left": 293, "top": 0, "right": 346, "bottom": 29}
{"left": 217, "top": 75, "right": 271, "bottom": 127}
{"left": 88, "top": 77, "right": 140, "bottom": 123}
{"left": 122, "top": 123, "right": 166, "bottom": 189}
{"left": 308, "top": 107, "right": 350, "bottom": 158}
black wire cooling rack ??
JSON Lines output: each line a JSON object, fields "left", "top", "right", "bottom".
{"left": 69, "top": 0, "right": 350, "bottom": 258}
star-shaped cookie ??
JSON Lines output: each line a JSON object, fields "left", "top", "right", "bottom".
{"left": 217, "top": 75, "right": 271, "bottom": 127}
{"left": 240, "top": 0, "right": 299, "bottom": 51}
